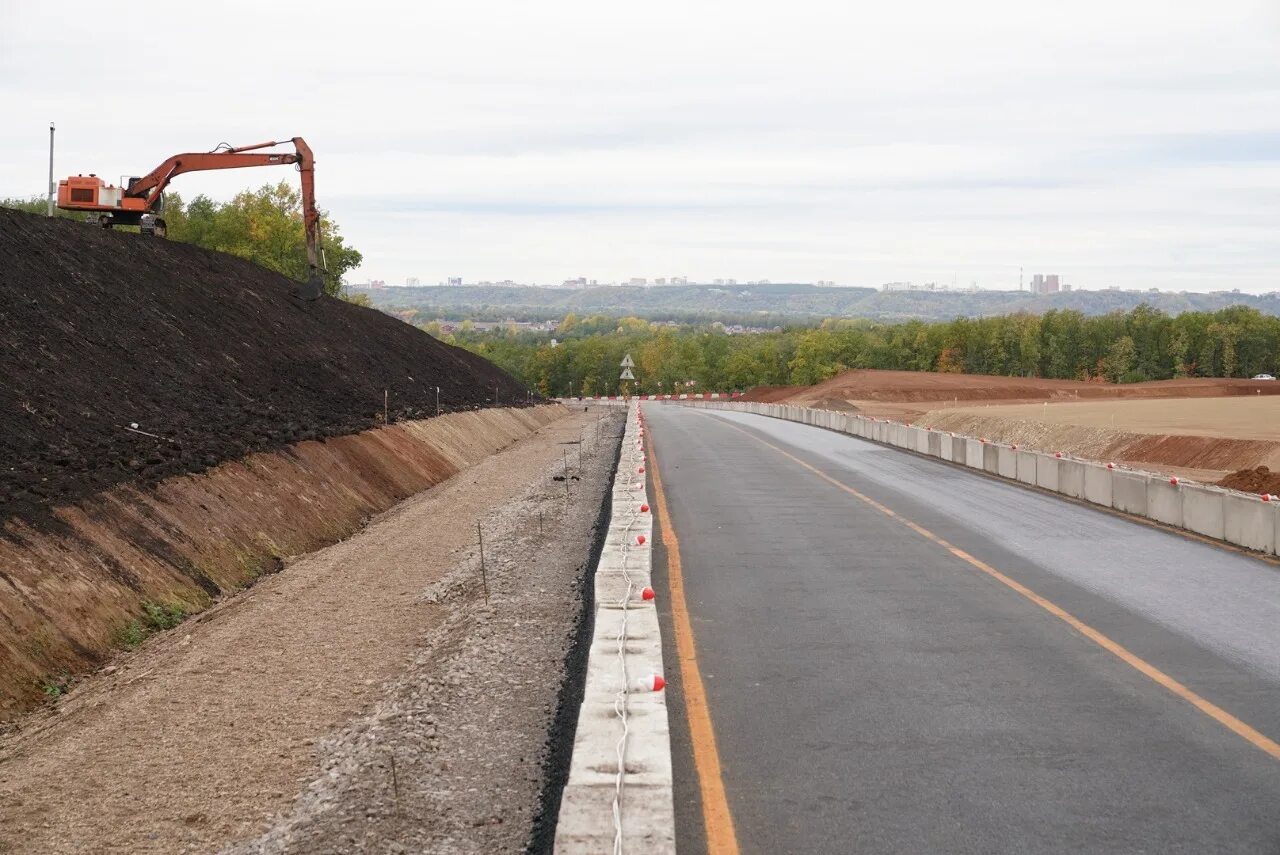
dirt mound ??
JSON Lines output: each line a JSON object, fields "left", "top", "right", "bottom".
{"left": 0, "top": 207, "right": 531, "bottom": 529}
{"left": 1218, "top": 467, "right": 1280, "bottom": 495}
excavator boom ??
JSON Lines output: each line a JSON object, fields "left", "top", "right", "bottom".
{"left": 57, "top": 137, "right": 325, "bottom": 300}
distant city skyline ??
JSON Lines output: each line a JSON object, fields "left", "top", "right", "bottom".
{"left": 353, "top": 274, "right": 1252, "bottom": 297}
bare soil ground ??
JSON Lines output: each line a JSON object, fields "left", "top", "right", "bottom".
{"left": 0, "top": 409, "right": 621, "bottom": 854}
{"left": 929, "top": 397, "right": 1280, "bottom": 441}
{"left": 770, "top": 369, "right": 1280, "bottom": 422}
{"left": 0, "top": 207, "right": 531, "bottom": 532}
{"left": 922, "top": 397, "right": 1280, "bottom": 482}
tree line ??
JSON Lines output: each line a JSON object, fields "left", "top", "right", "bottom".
{"left": 433, "top": 305, "right": 1280, "bottom": 397}
{"left": 3, "top": 181, "right": 361, "bottom": 296}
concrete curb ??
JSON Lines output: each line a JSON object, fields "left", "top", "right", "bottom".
{"left": 681, "top": 400, "right": 1280, "bottom": 560}
{"left": 555, "top": 403, "right": 676, "bottom": 853}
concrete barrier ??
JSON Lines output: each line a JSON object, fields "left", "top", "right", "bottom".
{"left": 928, "top": 431, "right": 943, "bottom": 458}
{"left": 1181, "top": 484, "right": 1226, "bottom": 541}
{"left": 1016, "top": 450, "right": 1038, "bottom": 485}
{"left": 1223, "top": 494, "right": 1276, "bottom": 554}
{"left": 1111, "top": 470, "right": 1149, "bottom": 516}
{"left": 1147, "top": 478, "right": 1183, "bottom": 527}
{"left": 1082, "top": 463, "right": 1113, "bottom": 507}
{"left": 1036, "top": 455, "right": 1059, "bottom": 491}
{"left": 964, "top": 439, "right": 984, "bottom": 470}
{"left": 997, "top": 446, "right": 1018, "bottom": 479}
{"left": 915, "top": 427, "right": 931, "bottom": 454}
{"left": 1059, "top": 459, "right": 1085, "bottom": 499}
{"left": 557, "top": 403, "right": 674, "bottom": 853}
{"left": 982, "top": 442, "right": 1000, "bottom": 475}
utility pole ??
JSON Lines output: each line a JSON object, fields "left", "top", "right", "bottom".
{"left": 46, "top": 122, "right": 55, "bottom": 217}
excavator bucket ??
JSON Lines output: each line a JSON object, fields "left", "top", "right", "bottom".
{"left": 295, "top": 273, "right": 325, "bottom": 301}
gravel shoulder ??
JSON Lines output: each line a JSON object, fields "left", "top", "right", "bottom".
{"left": 0, "top": 408, "right": 621, "bottom": 854}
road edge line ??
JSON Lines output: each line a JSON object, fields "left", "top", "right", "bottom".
{"left": 647, "top": 428, "right": 742, "bottom": 855}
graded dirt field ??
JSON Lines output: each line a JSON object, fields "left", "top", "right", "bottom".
{"left": 923, "top": 396, "right": 1280, "bottom": 482}
{"left": 934, "top": 396, "right": 1280, "bottom": 441}
{"left": 756, "top": 369, "right": 1280, "bottom": 481}
{"left": 777, "top": 369, "right": 1280, "bottom": 419}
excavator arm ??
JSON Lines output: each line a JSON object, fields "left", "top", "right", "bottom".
{"left": 59, "top": 137, "right": 325, "bottom": 300}
{"left": 124, "top": 138, "right": 324, "bottom": 299}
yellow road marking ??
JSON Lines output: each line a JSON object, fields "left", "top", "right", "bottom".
{"left": 646, "top": 432, "right": 741, "bottom": 855}
{"left": 715, "top": 416, "right": 1280, "bottom": 763}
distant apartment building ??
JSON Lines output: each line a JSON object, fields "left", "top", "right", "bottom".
{"left": 1029, "top": 273, "right": 1062, "bottom": 295}
{"left": 628, "top": 277, "right": 648, "bottom": 286}
{"left": 404, "top": 277, "right": 420, "bottom": 287}
{"left": 446, "top": 277, "right": 463, "bottom": 287}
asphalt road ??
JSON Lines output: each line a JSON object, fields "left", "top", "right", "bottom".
{"left": 646, "top": 405, "right": 1280, "bottom": 854}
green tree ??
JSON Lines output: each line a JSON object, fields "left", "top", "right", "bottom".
{"left": 1103, "top": 336, "right": 1137, "bottom": 382}
{"left": 168, "top": 181, "right": 361, "bottom": 295}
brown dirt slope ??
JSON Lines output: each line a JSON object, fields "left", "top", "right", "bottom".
{"left": 0, "top": 408, "right": 611, "bottom": 854}
{"left": 0, "top": 405, "right": 563, "bottom": 719}
{"left": 0, "top": 207, "right": 531, "bottom": 530}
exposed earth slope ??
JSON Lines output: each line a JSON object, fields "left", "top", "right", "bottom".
{"left": 0, "top": 207, "right": 530, "bottom": 530}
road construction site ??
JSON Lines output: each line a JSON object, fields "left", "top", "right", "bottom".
{"left": 7, "top": 201, "right": 1280, "bottom": 853}
{"left": 0, "top": 207, "right": 633, "bottom": 852}
{"left": 0, "top": 406, "right": 623, "bottom": 854}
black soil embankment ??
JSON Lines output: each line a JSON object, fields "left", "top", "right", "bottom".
{"left": 0, "top": 207, "right": 530, "bottom": 530}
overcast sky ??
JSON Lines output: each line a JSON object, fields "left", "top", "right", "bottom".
{"left": 3, "top": 1, "right": 1278, "bottom": 291}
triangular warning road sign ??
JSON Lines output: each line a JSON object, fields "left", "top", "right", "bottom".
{"left": 619, "top": 367, "right": 636, "bottom": 380}
{"left": 620, "top": 354, "right": 635, "bottom": 368}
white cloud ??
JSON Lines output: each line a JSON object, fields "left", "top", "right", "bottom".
{"left": 2, "top": 0, "right": 1278, "bottom": 291}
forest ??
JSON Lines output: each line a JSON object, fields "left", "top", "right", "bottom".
{"left": 427, "top": 305, "right": 1280, "bottom": 397}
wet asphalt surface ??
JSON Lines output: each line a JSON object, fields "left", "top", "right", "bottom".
{"left": 647, "top": 405, "right": 1280, "bottom": 854}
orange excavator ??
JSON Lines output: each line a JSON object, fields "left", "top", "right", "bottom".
{"left": 56, "top": 137, "right": 325, "bottom": 299}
